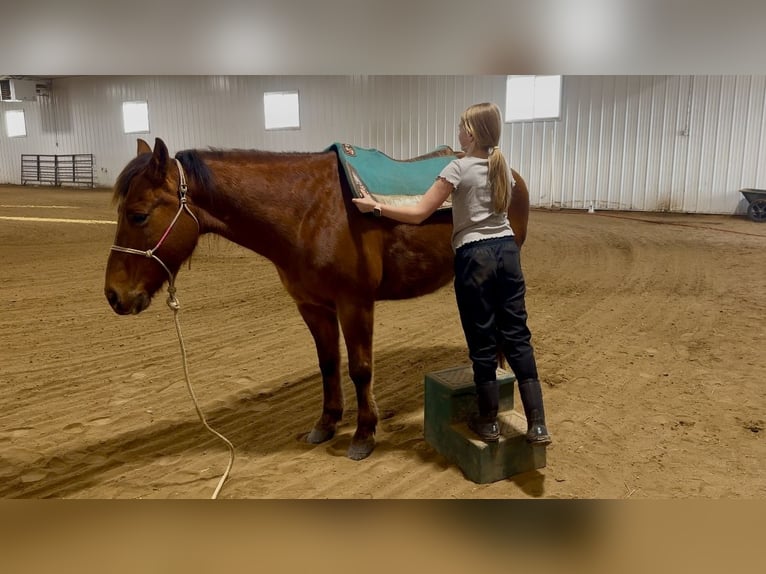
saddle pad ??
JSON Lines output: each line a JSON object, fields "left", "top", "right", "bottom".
{"left": 327, "top": 142, "right": 456, "bottom": 210}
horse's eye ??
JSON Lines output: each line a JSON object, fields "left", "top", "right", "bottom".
{"left": 128, "top": 212, "right": 149, "bottom": 226}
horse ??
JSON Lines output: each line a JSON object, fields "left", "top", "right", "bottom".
{"left": 104, "top": 137, "right": 530, "bottom": 460}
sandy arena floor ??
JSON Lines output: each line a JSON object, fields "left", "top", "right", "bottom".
{"left": 1, "top": 185, "right": 764, "bottom": 498}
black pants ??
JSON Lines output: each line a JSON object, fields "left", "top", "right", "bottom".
{"left": 454, "top": 236, "right": 538, "bottom": 385}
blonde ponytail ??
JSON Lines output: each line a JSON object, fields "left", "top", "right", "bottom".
{"left": 488, "top": 147, "right": 511, "bottom": 213}
{"left": 461, "top": 103, "right": 512, "bottom": 214}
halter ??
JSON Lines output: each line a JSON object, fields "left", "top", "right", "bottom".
{"left": 110, "top": 158, "right": 200, "bottom": 308}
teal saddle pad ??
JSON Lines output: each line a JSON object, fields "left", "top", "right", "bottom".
{"left": 327, "top": 142, "right": 456, "bottom": 210}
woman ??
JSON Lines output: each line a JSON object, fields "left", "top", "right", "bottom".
{"left": 352, "top": 102, "right": 551, "bottom": 445}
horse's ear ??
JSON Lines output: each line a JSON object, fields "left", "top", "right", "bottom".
{"left": 148, "top": 137, "right": 170, "bottom": 180}
{"left": 137, "top": 139, "right": 151, "bottom": 156}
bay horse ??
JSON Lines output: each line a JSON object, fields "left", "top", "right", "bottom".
{"left": 104, "top": 137, "right": 529, "bottom": 460}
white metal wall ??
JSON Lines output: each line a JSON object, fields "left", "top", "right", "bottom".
{"left": 1, "top": 75, "right": 765, "bottom": 215}
{"left": 0, "top": 76, "right": 505, "bottom": 188}
{"left": 513, "top": 75, "right": 766, "bottom": 214}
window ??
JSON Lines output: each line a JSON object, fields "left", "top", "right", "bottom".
{"left": 264, "top": 91, "right": 300, "bottom": 130}
{"left": 122, "top": 100, "right": 149, "bottom": 133}
{"left": 505, "top": 75, "right": 562, "bottom": 122}
{"left": 5, "top": 109, "right": 26, "bottom": 137}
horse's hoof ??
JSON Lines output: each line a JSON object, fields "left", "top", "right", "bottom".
{"left": 307, "top": 427, "right": 335, "bottom": 444}
{"left": 347, "top": 437, "right": 375, "bottom": 460}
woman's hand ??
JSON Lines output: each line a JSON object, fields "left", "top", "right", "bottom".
{"left": 352, "top": 193, "right": 377, "bottom": 213}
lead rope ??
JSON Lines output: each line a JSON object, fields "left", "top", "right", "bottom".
{"left": 112, "top": 159, "right": 235, "bottom": 499}
{"left": 166, "top": 283, "right": 235, "bottom": 499}
{"left": 165, "top": 159, "right": 234, "bottom": 499}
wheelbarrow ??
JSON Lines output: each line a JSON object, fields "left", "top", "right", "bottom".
{"left": 740, "top": 188, "right": 766, "bottom": 222}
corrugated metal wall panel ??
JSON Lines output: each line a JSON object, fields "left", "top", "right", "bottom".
{"left": 2, "top": 75, "right": 766, "bottom": 215}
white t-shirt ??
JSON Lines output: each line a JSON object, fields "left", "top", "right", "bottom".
{"left": 438, "top": 156, "right": 514, "bottom": 251}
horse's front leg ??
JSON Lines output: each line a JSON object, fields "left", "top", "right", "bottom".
{"left": 295, "top": 301, "right": 343, "bottom": 444}
{"left": 338, "top": 299, "right": 377, "bottom": 460}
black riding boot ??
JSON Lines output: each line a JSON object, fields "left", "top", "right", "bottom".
{"left": 468, "top": 380, "right": 500, "bottom": 442}
{"left": 517, "top": 378, "right": 552, "bottom": 445}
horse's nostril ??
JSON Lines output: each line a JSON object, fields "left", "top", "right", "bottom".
{"left": 105, "top": 288, "right": 122, "bottom": 312}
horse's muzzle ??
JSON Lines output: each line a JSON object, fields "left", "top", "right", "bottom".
{"left": 105, "top": 288, "right": 151, "bottom": 315}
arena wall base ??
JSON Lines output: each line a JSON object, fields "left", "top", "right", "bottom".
{"left": 424, "top": 365, "right": 547, "bottom": 484}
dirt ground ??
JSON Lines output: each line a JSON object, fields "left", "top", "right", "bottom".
{"left": 1, "top": 184, "right": 764, "bottom": 499}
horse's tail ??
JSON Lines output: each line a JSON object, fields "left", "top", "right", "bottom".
{"left": 508, "top": 169, "right": 529, "bottom": 248}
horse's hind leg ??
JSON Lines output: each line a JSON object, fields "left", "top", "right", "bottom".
{"left": 338, "top": 299, "right": 377, "bottom": 460}
{"left": 296, "top": 302, "right": 343, "bottom": 444}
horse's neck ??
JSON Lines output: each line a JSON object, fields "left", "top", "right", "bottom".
{"left": 191, "top": 154, "right": 322, "bottom": 261}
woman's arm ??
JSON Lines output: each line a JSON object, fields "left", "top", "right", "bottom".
{"left": 351, "top": 177, "right": 454, "bottom": 224}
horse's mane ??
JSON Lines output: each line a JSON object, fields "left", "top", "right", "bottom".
{"left": 113, "top": 147, "right": 321, "bottom": 205}
{"left": 112, "top": 149, "right": 219, "bottom": 204}
{"left": 191, "top": 148, "right": 318, "bottom": 161}
{"left": 175, "top": 149, "right": 218, "bottom": 195}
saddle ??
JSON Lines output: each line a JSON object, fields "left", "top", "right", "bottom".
{"left": 327, "top": 142, "right": 457, "bottom": 210}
